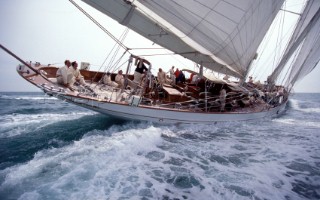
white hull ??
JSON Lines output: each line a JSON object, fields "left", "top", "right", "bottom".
{"left": 13, "top": 63, "right": 289, "bottom": 124}
{"left": 54, "top": 92, "right": 287, "bottom": 124}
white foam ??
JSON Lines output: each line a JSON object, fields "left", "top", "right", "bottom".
{"left": 14, "top": 96, "right": 59, "bottom": 101}
{"left": 274, "top": 118, "right": 320, "bottom": 128}
{"left": 157, "top": 124, "right": 319, "bottom": 199}
{"left": 290, "top": 99, "right": 320, "bottom": 113}
{"left": 0, "top": 126, "right": 165, "bottom": 199}
{"left": 0, "top": 111, "right": 96, "bottom": 138}
{"left": 0, "top": 94, "right": 58, "bottom": 101}
{"left": 0, "top": 122, "right": 318, "bottom": 199}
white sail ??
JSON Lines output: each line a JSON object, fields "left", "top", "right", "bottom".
{"left": 270, "top": 0, "right": 320, "bottom": 85}
{"left": 81, "top": 0, "right": 283, "bottom": 78}
{"left": 288, "top": 11, "right": 320, "bottom": 86}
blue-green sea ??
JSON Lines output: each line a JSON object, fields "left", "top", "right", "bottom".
{"left": 0, "top": 92, "right": 319, "bottom": 200}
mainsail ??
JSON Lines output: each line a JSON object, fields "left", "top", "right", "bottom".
{"left": 81, "top": 0, "right": 284, "bottom": 79}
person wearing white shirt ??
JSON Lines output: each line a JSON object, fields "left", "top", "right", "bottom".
{"left": 157, "top": 68, "right": 167, "bottom": 85}
{"left": 168, "top": 66, "right": 175, "bottom": 85}
{"left": 191, "top": 74, "right": 199, "bottom": 84}
{"left": 70, "top": 61, "right": 86, "bottom": 85}
{"left": 103, "top": 72, "right": 118, "bottom": 87}
{"left": 115, "top": 70, "right": 124, "bottom": 88}
{"left": 56, "top": 60, "right": 74, "bottom": 87}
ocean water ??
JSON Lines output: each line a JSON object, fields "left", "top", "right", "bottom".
{"left": 0, "top": 92, "right": 319, "bottom": 200}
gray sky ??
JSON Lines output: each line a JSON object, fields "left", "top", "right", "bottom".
{"left": 0, "top": 0, "right": 319, "bottom": 92}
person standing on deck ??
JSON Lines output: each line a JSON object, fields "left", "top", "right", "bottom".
{"left": 157, "top": 68, "right": 167, "bottom": 86}
{"left": 133, "top": 59, "right": 148, "bottom": 83}
{"left": 174, "top": 68, "right": 180, "bottom": 79}
{"left": 168, "top": 66, "right": 175, "bottom": 85}
{"left": 176, "top": 70, "right": 186, "bottom": 83}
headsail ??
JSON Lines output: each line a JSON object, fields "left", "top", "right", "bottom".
{"left": 81, "top": 0, "right": 284, "bottom": 78}
{"left": 269, "top": 0, "right": 320, "bottom": 87}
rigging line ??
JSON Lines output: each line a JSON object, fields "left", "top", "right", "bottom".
{"left": 109, "top": 50, "right": 129, "bottom": 74}
{"left": 280, "top": 8, "right": 301, "bottom": 16}
{"left": 130, "top": 47, "right": 165, "bottom": 50}
{"left": 251, "top": 26, "right": 277, "bottom": 79}
{"left": 106, "top": 50, "right": 128, "bottom": 76}
{"left": 134, "top": 53, "right": 176, "bottom": 57}
{"left": 252, "top": 15, "right": 298, "bottom": 80}
{"left": 230, "top": 0, "right": 255, "bottom": 64}
{"left": 112, "top": 54, "right": 129, "bottom": 73}
{"left": 282, "top": 0, "right": 313, "bottom": 82}
{"left": 105, "top": 29, "right": 130, "bottom": 73}
{"left": 110, "top": 45, "right": 131, "bottom": 74}
{"left": 166, "top": 49, "right": 193, "bottom": 69}
{"left": 279, "top": 51, "right": 297, "bottom": 87}
{"left": 278, "top": 5, "right": 290, "bottom": 59}
{"left": 270, "top": 18, "right": 283, "bottom": 76}
{"left": 93, "top": 52, "right": 129, "bottom": 89}
{"left": 281, "top": 39, "right": 305, "bottom": 87}
{"left": 271, "top": 3, "right": 320, "bottom": 82}
{"left": 250, "top": 17, "right": 278, "bottom": 77}
{"left": 94, "top": 26, "right": 130, "bottom": 84}
{"left": 272, "top": 2, "right": 293, "bottom": 71}
{"left": 241, "top": 0, "right": 278, "bottom": 76}
{"left": 99, "top": 28, "right": 129, "bottom": 73}
{"left": 246, "top": 1, "right": 284, "bottom": 77}
{"left": 91, "top": 29, "right": 129, "bottom": 83}
{"left": 242, "top": 1, "right": 265, "bottom": 78}
{"left": 68, "top": 0, "right": 130, "bottom": 51}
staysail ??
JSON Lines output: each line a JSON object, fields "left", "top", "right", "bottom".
{"left": 81, "top": 0, "right": 284, "bottom": 79}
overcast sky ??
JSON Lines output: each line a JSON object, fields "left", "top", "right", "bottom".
{"left": 0, "top": 0, "right": 319, "bottom": 93}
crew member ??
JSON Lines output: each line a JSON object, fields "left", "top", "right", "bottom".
{"left": 70, "top": 61, "right": 86, "bottom": 86}
{"left": 56, "top": 60, "right": 74, "bottom": 88}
